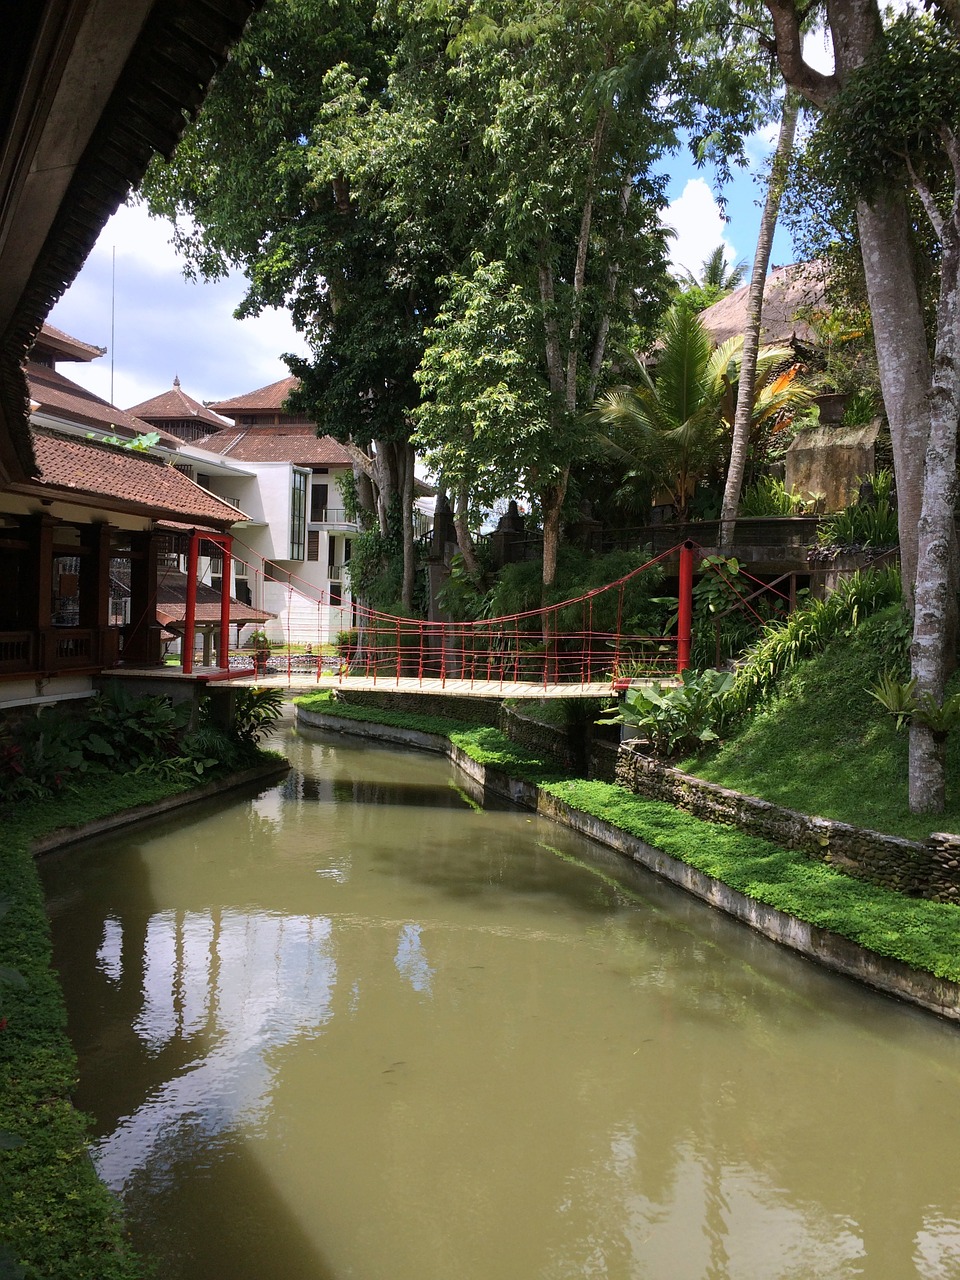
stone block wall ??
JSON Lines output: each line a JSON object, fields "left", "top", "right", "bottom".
{"left": 332, "top": 688, "right": 497, "bottom": 726}
{"left": 497, "top": 704, "right": 577, "bottom": 771}
{"left": 615, "top": 743, "right": 960, "bottom": 902}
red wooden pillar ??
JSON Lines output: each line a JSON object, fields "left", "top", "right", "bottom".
{"left": 217, "top": 535, "right": 232, "bottom": 670}
{"left": 183, "top": 530, "right": 201, "bottom": 675}
{"left": 677, "top": 540, "right": 695, "bottom": 673}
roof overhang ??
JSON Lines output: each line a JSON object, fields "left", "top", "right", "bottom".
{"left": 0, "top": 0, "right": 263, "bottom": 486}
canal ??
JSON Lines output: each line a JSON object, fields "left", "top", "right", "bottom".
{"left": 42, "top": 721, "right": 960, "bottom": 1279}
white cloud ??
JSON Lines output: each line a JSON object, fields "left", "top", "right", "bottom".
{"left": 48, "top": 203, "right": 311, "bottom": 410}
{"left": 661, "top": 178, "right": 738, "bottom": 278}
{"left": 802, "top": 25, "right": 835, "bottom": 75}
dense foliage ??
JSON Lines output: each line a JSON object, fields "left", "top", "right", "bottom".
{"left": 0, "top": 687, "right": 284, "bottom": 806}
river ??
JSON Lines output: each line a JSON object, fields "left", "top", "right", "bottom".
{"left": 41, "top": 720, "right": 960, "bottom": 1279}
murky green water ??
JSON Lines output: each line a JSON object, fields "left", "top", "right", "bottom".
{"left": 41, "top": 722, "right": 960, "bottom": 1279}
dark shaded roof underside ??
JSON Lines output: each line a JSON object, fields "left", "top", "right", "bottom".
{"left": 2, "top": 0, "right": 263, "bottom": 483}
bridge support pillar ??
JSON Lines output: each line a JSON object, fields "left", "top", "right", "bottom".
{"left": 677, "top": 540, "right": 695, "bottom": 672}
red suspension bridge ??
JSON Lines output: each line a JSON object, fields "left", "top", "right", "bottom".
{"left": 167, "top": 537, "right": 793, "bottom": 697}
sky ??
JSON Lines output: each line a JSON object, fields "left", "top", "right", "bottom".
{"left": 48, "top": 33, "right": 832, "bottom": 414}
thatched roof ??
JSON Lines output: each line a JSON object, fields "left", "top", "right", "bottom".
{"left": 698, "top": 262, "right": 829, "bottom": 348}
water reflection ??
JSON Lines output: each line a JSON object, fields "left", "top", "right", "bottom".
{"left": 41, "top": 726, "right": 960, "bottom": 1280}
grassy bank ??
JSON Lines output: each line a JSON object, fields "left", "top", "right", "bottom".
{"left": 681, "top": 611, "right": 960, "bottom": 842}
{"left": 296, "top": 689, "right": 960, "bottom": 984}
{"left": 0, "top": 761, "right": 281, "bottom": 1280}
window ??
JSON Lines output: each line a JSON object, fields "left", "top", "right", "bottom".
{"left": 328, "top": 535, "right": 336, "bottom": 570}
{"left": 290, "top": 470, "right": 307, "bottom": 560}
{"left": 329, "top": 581, "right": 342, "bottom": 606}
{"left": 307, "top": 530, "right": 320, "bottom": 561}
{"left": 310, "top": 482, "right": 328, "bottom": 523}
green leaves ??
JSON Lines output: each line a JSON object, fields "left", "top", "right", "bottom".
{"left": 868, "top": 673, "right": 960, "bottom": 735}
{"left": 600, "top": 667, "right": 734, "bottom": 756}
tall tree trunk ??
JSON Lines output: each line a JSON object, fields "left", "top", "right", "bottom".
{"left": 855, "top": 191, "right": 931, "bottom": 611}
{"left": 453, "top": 483, "right": 481, "bottom": 577}
{"left": 766, "top": 0, "right": 955, "bottom": 813}
{"left": 400, "top": 440, "right": 416, "bottom": 614}
{"left": 540, "top": 469, "right": 569, "bottom": 591}
{"left": 719, "top": 93, "right": 799, "bottom": 552}
{"left": 908, "top": 166, "right": 960, "bottom": 811}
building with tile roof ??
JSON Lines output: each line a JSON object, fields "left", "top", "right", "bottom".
{"left": 129, "top": 377, "right": 233, "bottom": 443}
{"left": 0, "top": 1, "right": 266, "bottom": 708}
{"left": 1, "top": 332, "right": 259, "bottom": 705}
{"left": 148, "top": 374, "right": 359, "bottom": 647}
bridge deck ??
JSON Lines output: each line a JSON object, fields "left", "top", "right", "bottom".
{"left": 224, "top": 674, "right": 624, "bottom": 698}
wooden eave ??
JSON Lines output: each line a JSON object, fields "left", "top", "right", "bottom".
{"left": 5, "top": 475, "right": 242, "bottom": 532}
{"left": 0, "top": 0, "right": 263, "bottom": 487}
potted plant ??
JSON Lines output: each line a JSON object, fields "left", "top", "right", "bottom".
{"left": 247, "top": 628, "right": 271, "bottom": 674}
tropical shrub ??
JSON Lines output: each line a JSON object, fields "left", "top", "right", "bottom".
{"left": 599, "top": 667, "right": 734, "bottom": 757}
{"left": 738, "top": 476, "right": 807, "bottom": 517}
{"left": 817, "top": 470, "right": 898, "bottom": 551}
{"left": 233, "top": 686, "right": 285, "bottom": 747}
{"left": 728, "top": 565, "right": 902, "bottom": 717}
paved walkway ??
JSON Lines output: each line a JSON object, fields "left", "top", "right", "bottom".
{"left": 223, "top": 674, "right": 622, "bottom": 698}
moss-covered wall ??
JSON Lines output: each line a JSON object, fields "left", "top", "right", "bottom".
{"left": 615, "top": 744, "right": 960, "bottom": 902}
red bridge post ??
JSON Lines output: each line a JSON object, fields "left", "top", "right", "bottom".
{"left": 677, "top": 540, "right": 695, "bottom": 673}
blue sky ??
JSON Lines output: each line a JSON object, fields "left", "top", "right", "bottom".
{"left": 48, "top": 115, "right": 801, "bottom": 414}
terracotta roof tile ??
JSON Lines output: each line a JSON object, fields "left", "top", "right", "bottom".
{"left": 27, "top": 362, "right": 181, "bottom": 446}
{"left": 30, "top": 428, "right": 247, "bottom": 527}
{"left": 156, "top": 569, "right": 274, "bottom": 625}
{"left": 194, "top": 426, "right": 351, "bottom": 466}
{"left": 128, "top": 378, "right": 231, "bottom": 430}
{"left": 209, "top": 375, "right": 301, "bottom": 413}
{"left": 33, "top": 323, "right": 105, "bottom": 363}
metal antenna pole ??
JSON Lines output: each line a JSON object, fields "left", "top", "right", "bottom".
{"left": 110, "top": 244, "right": 116, "bottom": 404}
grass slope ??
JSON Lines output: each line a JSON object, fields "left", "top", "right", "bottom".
{"left": 682, "top": 610, "right": 960, "bottom": 841}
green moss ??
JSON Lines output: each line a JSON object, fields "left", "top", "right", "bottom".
{"left": 295, "top": 690, "right": 476, "bottom": 738}
{"left": 0, "top": 758, "right": 278, "bottom": 1279}
{"left": 448, "top": 726, "right": 567, "bottom": 784}
{"left": 543, "top": 778, "right": 960, "bottom": 983}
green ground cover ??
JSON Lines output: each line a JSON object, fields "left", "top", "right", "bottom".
{"left": 0, "top": 777, "right": 197, "bottom": 1280}
{"left": 0, "top": 760, "right": 283, "bottom": 1280}
{"left": 681, "top": 610, "right": 960, "bottom": 842}
{"left": 295, "top": 688, "right": 960, "bottom": 985}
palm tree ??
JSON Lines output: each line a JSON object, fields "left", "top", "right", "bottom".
{"left": 719, "top": 92, "right": 800, "bottom": 550}
{"left": 593, "top": 305, "right": 812, "bottom": 521}
{"left": 675, "top": 246, "right": 748, "bottom": 296}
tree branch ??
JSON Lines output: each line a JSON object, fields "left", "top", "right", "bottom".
{"left": 906, "top": 153, "right": 946, "bottom": 239}
{"left": 764, "top": 0, "right": 839, "bottom": 106}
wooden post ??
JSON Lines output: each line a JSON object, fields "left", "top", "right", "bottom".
{"left": 125, "top": 530, "right": 161, "bottom": 665}
{"left": 677, "top": 540, "right": 695, "bottom": 673}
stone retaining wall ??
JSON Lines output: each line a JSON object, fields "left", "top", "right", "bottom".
{"left": 615, "top": 743, "right": 960, "bottom": 902}
{"left": 497, "top": 704, "right": 578, "bottom": 771}
{"left": 332, "top": 688, "right": 497, "bottom": 725}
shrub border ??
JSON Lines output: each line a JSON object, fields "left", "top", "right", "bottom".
{"left": 297, "top": 704, "right": 960, "bottom": 1023}
{"left": 1, "top": 756, "right": 289, "bottom": 1280}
